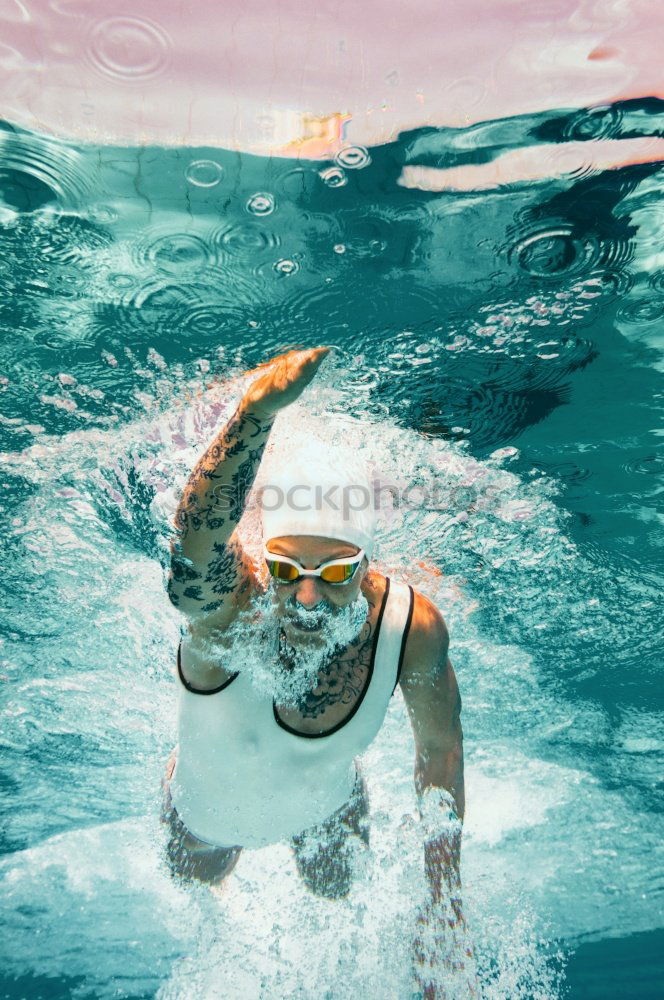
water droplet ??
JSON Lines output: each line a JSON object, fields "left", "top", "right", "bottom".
{"left": 185, "top": 159, "right": 223, "bottom": 188}
{"left": 274, "top": 259, "right": 299, "bottom": 276}
{"left": 319, "top": 166, "right": 347, "bottom": 188}
{"left": 87, "top": 15, "right": 171, "bottom": 81}
{"left": 246, "top": 192, "right": 276, "bottom": 216}
{"left": 335, "top": 145, "right": 371, "bottom": 169}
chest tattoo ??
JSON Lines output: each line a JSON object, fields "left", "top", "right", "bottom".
{"left": 281, "top": 616, "right": 377, "bottom": 721}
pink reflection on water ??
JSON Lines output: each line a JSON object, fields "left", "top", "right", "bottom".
{"left": 399, "top": 137, "right": 664, "bottom": 191}
{"left": 0, "top": 0, "right": 661, "bottom": 155}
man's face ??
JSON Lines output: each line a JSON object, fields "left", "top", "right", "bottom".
{"left": 265, "top": 534, "right": 369, "bottom": 647}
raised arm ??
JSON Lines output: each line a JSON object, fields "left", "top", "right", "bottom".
{"left": 168, "top": 346, "right": 331, "bottom": 625}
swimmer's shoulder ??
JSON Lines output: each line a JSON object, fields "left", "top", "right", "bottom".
{"left": 367, "top": 570, "right": 448, "bottom": 640}
{"left": 177, "top": 576, "right": 265, "bottom": 691}
{"left": 178, "top": 631, "right": 239, "bottom": 692}
{"left": 397, "top": 586, "right": 450, "bottom": 688}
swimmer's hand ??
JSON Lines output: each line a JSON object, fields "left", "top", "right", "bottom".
{"left": 413, "top": 896, "right": 479, "bottom": 999}
{"left": 241, "top": 346, "right": 331, "bottom": 418}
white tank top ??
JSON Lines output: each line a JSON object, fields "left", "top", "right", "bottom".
{"left": 170, "top": 578, "right": 414, "bottom": 848}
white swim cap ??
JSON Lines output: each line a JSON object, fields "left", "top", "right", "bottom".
{"left": 259, "top": 439, "right": 376, "bottom": 560}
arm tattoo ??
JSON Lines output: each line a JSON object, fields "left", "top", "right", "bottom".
{"left": 176, "top": 404, "right": 274, "bottom": 537}
{"left": 204, "top": 540, "right": 241, "bottom": 595}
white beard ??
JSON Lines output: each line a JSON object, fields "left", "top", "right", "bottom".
{"left": 217, "top": 587, "right": 370, "bottom": 708}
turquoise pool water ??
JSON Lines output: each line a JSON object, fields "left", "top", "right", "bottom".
{"left": 0, "top": 101, "right": 662, "bottom": 998}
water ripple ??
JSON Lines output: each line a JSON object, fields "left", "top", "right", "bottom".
{"left": 246, "top": 192, "right": 276, "bottom": 216}
{"left": 100, "top": 272, "right": 262, "bottom": 346}
{"left": 562, "top": 105, "right": 624, "bottom": 141}
{"left": 647, "top": 269, "right": 664, "bottom": 294}
{"left": 616, "top": 296, "right": 664, "bottom": 326}
{"left": 0, "top": 132, "right": 95, "bottom": 211}
{"left": 335, "top": 145, "right": 371, "bottom": 170}
{"left": 185, "top": 160, "right": 224, "bottom": 188}
{"left": 505, "top": 213, "right": 634, "bottom": 295}
{"left": 319, "top": 166, "right": 348, "bottom": 188}
{"left": 86, "top": 15, "right": 171, "bottom": 81}
{"left": 131, "top": 229, "right": 214, "bottom": 273}
{"left": 209, "top": 221, "right": 279, "bottom": 261}
{"left": 509, "top": 226, "right": 600, "bottom": 278}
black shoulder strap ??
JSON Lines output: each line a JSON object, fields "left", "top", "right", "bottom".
{"left": 177, "top": 641, "right": 239, "bottom": 695}
{"left": 392, "top": 584, "right": 415, "bottom": 696}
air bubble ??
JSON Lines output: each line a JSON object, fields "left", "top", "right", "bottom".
{"left": 185, "top": 160, "right": 223, "bottom": 188}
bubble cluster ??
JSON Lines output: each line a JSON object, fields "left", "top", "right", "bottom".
{"left": 203, "top": 587, "right": 371, "bottom": 710}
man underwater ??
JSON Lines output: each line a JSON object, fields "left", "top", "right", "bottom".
{"left": 161, "top": 346, "right": 470, "bottom": 991}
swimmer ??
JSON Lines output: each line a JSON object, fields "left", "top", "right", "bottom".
{"left": 160, "top": 346, "right": 469, "bottom": 991}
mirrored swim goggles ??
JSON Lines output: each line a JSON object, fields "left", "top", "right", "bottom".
{"left": 264, "top": 545, "right": 365, "bottom": 586}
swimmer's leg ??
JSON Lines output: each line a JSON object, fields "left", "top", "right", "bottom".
{"left": 160, "top": 750, "right": 242, "bottom": 887}
{"left": 290, "top": 767, "right": 370, "bottom": 900}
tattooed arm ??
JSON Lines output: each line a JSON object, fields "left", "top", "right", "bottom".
{"left": 167, "top": 400, "right": 275, "bottom": 621}
{"left": 168, "top": 346, "right": 331, "bottom": 626}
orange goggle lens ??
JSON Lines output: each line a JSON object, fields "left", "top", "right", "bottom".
{"left": 265, "top": 559, "right": 359, "bottom": 585}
